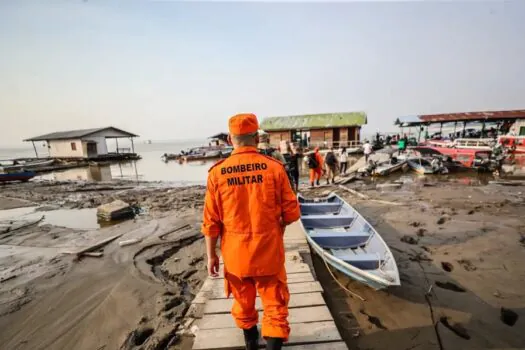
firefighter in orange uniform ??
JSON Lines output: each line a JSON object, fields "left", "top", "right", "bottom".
{"left": 308, "top": 147, "right": 324, "bottom": 187}
{"left": 202, "top": 113, "right": 301, "bottom": 350}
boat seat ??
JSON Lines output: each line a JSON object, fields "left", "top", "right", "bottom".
{"left": 309, "top": 231, "right": 370, "bottom": 249}
{"left": 301, "top": 215, "right": 355, "bottom": 229}
{"left": 300, "top": 202, "right": 343, "bottom": 215}
{"left": 331, "top": 251, "right": 382, "bottom": 270}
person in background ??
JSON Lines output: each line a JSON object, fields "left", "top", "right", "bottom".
{"left": 290, "top": 143, "right": 303, "bottom": 192}
{"left": 306, "top": 147, "right": 323, "bottom": 187}
{"left": 279, "top": 140, "right": 300, "bottom": 192}
{"left": 363, "top": 140, "right": 373, "bottom": 162}
{"left": 339, "top": 147, "right": 348, "bottom": 174}
{"left": 397, "top": 137, "right": 406, "bottom": 155}
{"left": 202, "top": 113, "right": 300, "bottom": 350}
{"left": 258, "top": 133, "right": 286, "bottom": 164}
{"left": 324, "top": 147, "right": 338, "bottom": 184}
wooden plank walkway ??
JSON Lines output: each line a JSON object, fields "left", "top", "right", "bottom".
{"left": 190, "top": 222, "right": 345, "bottom": 349}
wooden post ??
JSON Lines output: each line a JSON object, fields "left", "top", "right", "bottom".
{"left": 453, "top": 122, "right": 457, "bottom": 137}
{"left": 31, "top": 141, "right": 39, "bottom": 159}
{"left": 131, "top": 137, "right": 135, "bottom": 154}
{"left": 462, "top": 121, "right": 467, "bottom": 137}
{"left": 115, "top": 138, "right": 119, "bottom": 154}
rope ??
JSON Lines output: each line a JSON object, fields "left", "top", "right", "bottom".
{"left": 320, "top": 250, "right": 366, "bottom": 301}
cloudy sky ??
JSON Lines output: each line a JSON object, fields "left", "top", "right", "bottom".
{"left": 1, "top": 1, "right": 524, "bottom": 146}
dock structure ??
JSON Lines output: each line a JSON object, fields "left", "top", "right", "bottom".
{"left": 189, "top": 222, "right": 346, "bottom": 349}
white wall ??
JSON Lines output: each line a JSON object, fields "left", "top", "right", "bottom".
{"left": 48, "top": 139, "right": 85, "bottom": 158}
{"left": 509, "top": 119, "right": 525, "bottom": 136}
{"left": 84, "top": 136, "right": 108, "bottom": 155}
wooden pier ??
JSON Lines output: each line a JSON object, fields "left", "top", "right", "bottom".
{"left": 189, "top": 222, "right": 346, "bottom": 349}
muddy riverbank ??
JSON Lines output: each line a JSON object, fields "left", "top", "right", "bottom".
{"left": 303, "top": 179, "right": 525, "bottom": 349}
{"left": 1, "top": 177, "right": 525, "bottom": 349}
{"left": 0, "top": 181, "right": 207, "bottom": 350}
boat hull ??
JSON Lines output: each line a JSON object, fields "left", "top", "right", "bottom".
{"left": 298, "top": 193, "right": 400, "bottom": 290}
{"left": 0, "top": 171, "right": 36, "bottom": 183}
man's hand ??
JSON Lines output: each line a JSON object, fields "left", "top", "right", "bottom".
{"left": 207, "top": 254, "right": 220, "bottom": 277}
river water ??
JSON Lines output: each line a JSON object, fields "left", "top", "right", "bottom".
{"left": 1, "top": 141, "right": 213, "bottom": 186}
{"left": 1, "top": 141, "right": 524, "bottom": 186}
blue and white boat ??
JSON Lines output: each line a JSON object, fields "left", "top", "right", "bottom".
{"left": 298, "top": 193, "right": 400, "bottom": 290}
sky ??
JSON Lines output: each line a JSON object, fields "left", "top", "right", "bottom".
{"left": 1, "top": 1, "right": 524, "bottom": 147}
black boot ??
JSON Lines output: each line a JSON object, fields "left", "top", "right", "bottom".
{"left": 243, "top": 326, "right": 259, "bottom": 350}
{"left": 266, "top": 337, "right": 283, "bottom": 350}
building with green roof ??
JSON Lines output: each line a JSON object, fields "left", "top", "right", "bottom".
{"left": 260, "top": 112, "right": 367, "bottom": 148}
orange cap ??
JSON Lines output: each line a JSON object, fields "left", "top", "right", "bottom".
{"left": 228, "top": 113, "right": 259, "bottom": 135}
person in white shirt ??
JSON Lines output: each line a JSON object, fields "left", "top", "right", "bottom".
{"left": 339, "top": 147, "right": 348, "bottom": 174}
{"left": 363, "top": 140, "right": 373, "bottom": 162}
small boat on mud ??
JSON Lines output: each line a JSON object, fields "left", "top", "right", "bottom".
{"left": 406, "top": 157, "right": 448, "bottom": 175}
{"left": 2, "top": 159, "right": 54, "bottom": 171}
{"left": 358, "top": 157, "right": 406, "bottom": 176}
{"left": 298, "top": 193, "right": 400, "bottom": 290}
{"left": 162, "top": 146, "right": 233, "bottom": 162}
{"left": 0, "top": 170, "right": 37, "bottom": 183}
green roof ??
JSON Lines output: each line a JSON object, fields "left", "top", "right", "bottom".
{"left": 260, "top": 112, "right": 367, "bottom": 131}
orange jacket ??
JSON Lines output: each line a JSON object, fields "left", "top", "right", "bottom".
{"left": 313, "top": 151, "right": 323, "bottom": 172}
{"left": 202, "top": 146, "right": 301, "bottom": 277}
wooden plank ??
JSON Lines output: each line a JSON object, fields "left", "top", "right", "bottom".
{"left": 203, "top": 292, "right": 325, "bottom": 315}
{"left": 193, "top": 321, "right": 341, "bottom": 350}
{"left": 211, "top": 272, "right": 315, "bottom": 284}
{"left": 286, "top": 342, "right": 348, "bottom": 349}
{"left": 219, "top": 251, "right": 303, "bottom": 265}
{"left": 208, "top": 281, "right": 323, "bottom": 299}
{"left": 198, "top": 306, "right": 333, "bottom": 330}
{"left": 213, "top": 262, "right": 311, "bottom": 279}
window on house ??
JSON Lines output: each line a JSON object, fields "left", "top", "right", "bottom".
{"left": 519, "top": 126, "right": 525, "bottom": 136}
{"left": 71, "top": 142, "right": 77, "bottom": 151}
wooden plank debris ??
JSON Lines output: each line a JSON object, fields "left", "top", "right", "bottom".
{"left": 66, "top": 233, "right": 124, "bottom": 258}
{"left": 338, "top": 185, "right": 369, "bottom": 199}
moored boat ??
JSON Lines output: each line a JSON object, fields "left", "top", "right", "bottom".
{"left": 298, "top": 193, "right": 400, "bottom": 290}
{"left": 0, "top": 170, "right": 37, "bottom": 183}
{"left": 358, "top": 157, "right": 406, "bottom": 176}
{"left": 406, "top": 157, "right": 448, "bottom": 175}
{"left": 3, "top": 159, "right": 54, "bottom": 171}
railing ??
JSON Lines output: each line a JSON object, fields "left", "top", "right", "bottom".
{"left": 116, "top": 147, "right": 132, "bottom": 154}
{"left": 306, "top": 140, "right": 362, "bottom": 149}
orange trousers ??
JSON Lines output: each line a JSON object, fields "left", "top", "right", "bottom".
{"left": 224, "top": 266, "right": 290, "bottom": 340}
{"left": 309, "top": 169, "right": 322, "bottom": 183}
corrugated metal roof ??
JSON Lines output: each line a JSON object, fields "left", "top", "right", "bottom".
{"left": 24, "top": 127, "right": 138, "bottom": 141}
{"left": 394, "top": 116, "right": 423, "bottom": 126}
{"left": 419, "top": 110, "right": 525, "bottom": 123}
{"left": 260, "top": 112, "right": 367, "bottom": 131}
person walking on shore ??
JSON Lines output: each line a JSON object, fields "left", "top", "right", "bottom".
{"left": 280, "top": 140, "right": 301, "bottom": 192}
{"left": 307, "top": 147, "right": 323, "bottom": 187}
{"left": 202, "top": 113, "right": 301, "bottom": 350}
{"left": 339, "top": 147, "right": 348, "bottom": 174}
{"left": 324, "top": 147, "right": 338, "bottom": 184}
{"left": 363, "top": 140, "right": 373, "bottom": 162}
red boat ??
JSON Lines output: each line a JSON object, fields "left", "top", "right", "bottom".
{"left": 411, "top": 146, "right": 492, "bottom": 168}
